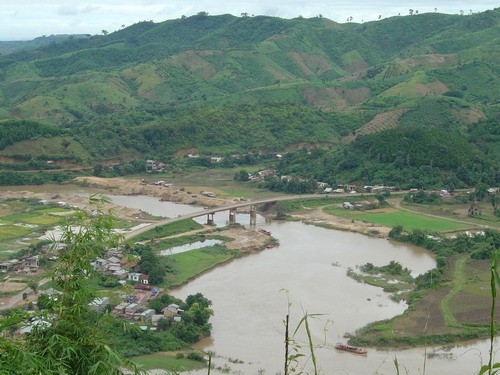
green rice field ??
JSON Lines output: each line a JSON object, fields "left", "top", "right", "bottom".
{"left": 168, "top": 248, "right": 232, "bottom": 286}
{"left": 353, "top": 210, "right": 472, "bottom": 232}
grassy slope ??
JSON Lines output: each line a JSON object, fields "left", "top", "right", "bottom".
{"left": 0, "top": 11, "right": 497, "bottom": 125}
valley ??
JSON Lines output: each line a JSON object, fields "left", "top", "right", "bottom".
{"left": 0, "top": 8, "right": 499, "bottom": 374}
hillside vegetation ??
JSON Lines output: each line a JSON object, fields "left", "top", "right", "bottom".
{"left": 0, "top": 10, "right": 498, "bottom": 187}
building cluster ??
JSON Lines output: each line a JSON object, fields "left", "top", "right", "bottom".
{"left": 0, "top": 255, "right": 40, "bottom": 273}
{"left": 91, "top": 248, "right": 142, "bottom": 283}
{"left": 146, "top": 160, "right": 165, "bottom": 173}
{"left": 91, "top": 248, "right": 183, "bottom": 326}
{"left": 111, "top": 299, "right": 183, "bottom": 327}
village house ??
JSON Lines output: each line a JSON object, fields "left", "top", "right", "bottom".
{"left": 89, "top": 297, "right": 110, "bottom": 312}
{"left": 342, "top": 202, "right": 354, "bottom": 210}
{"left": 128, "top": 272, "right": 142, "bottom": 282}
{"left": 125, "top": 303, "right": 140, "bottom": 316}
{"left": 139, "top": 274, "right": 149, "bottom": 285}
{"left": 138, "top": 309, "right": 156, "bottom": 322}
{"left": 210, "top": 156, "right": 224, "bottom": 163}
{"left": 258, "top": 168, "right": 275, "bottom": 177}
{"left": 146, "top": 160, "right": 165, "bottom": 173}
{"left": 162, "top": 303, "right": 184, "bottom": 318}
{"left": 112, "top": 302, "right": 129, "bottom": 316}
{"left": 151, "top": 314, "right": 165, "bottom": 326}
{"left": 0, "top": 259, "right": 21, "bottom": 272}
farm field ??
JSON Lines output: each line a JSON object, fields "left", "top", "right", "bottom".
{"left": 353, "top": 210, "right": 473, "bottom": 232}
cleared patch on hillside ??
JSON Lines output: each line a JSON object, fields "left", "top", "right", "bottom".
{"left": 400, "top": 53, "right": 458, "bottom": 68}
{"left": 302, "top": 86, "right": 370, "bottom": 110}
{"left": 383, "top": 80, "right": 448, "bottom": 98}
{"left": 344, "top": 108, "right": 408, "bottom": 141}
{"left": 1, "top": 136, "right": 91, "bottom": 163}
{"left": 289, "top": 52, "right": 336, "bottom": 77}
{"left": 341, "top": 50, "right": 368, "bottom": 74}
{"left": 453, "top": 108, "right": 485, "bottom": 124}
{"left": 14, "top": 94, "right": 80, "bottom": 122}
{"left": 171, "top": 51, "right": 217, "bottom": 80}
{"left": 174, "top": 147, "right": 199, "bottom": 157}
{"left": 121, "top": 63, "right": 165, "bottom": 99}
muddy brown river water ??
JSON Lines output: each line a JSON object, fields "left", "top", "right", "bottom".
{"left": 2, "top": 186, "right": 497, "bottom": 374}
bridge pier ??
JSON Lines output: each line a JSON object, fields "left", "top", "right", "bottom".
{"left": 206, "top": 213, "right": 214, "bottom": 226}
{"left": 228, "top": 208, "right": 236, "bottom": 224}
{"left": 249, "top": 205, "right": 257, "bottom": 226}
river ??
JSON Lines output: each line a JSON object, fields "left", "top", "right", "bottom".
{"left": 107, "top": 194, "right": 497, "bottom": 374}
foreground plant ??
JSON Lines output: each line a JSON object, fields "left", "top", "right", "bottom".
{"left": 479, "top": 250, "right": 500, "bottom": 375}
{"left": 283, "top": 291, "right": 330, "bottom": 375}
{"left": 0, "top": 195, "right": 144, "bottom": 375}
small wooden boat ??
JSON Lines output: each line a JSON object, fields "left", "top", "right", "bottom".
{"left": 258, "top": 229, "right": 271, "bottom": 236}
{"left": 335, "top": 342, "right": 367, "bottom": 355}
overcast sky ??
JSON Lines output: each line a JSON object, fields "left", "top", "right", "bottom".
{"left": 1, "top": 1, "right": 499, "bottom": 41}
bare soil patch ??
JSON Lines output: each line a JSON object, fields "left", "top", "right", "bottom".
{"left": 221, "top": 227, "right": 273, "bottom": 253}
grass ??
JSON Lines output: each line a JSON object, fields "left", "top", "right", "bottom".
{"left": 440, "top": 255, "right": 468, "bottom": 327}
{"left": 132, "top": 351, "right": 206, "bottom": 372}
{"left": 353, "top": 210, "right": 471, "bottom": 232}
{"left": 0, "top": 135, "right": 92, "bottom": 163}
{"left": 167, "top": 247, "right": 233, "bottom": 287}
{"left": 0, "top": 201, "right": 72, "bottom": 252}
{"left": 129, "top": 219, "right": 203, "bottom": 242}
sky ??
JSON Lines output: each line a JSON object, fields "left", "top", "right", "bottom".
{"left": 1, "top": 0, "right": 499, "bottom": 41}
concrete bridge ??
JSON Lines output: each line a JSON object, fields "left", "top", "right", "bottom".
{"left": 124, "top": 193, "right": 377, "bottom": 240}
{"left": 125, "top": 194, "right": 307, "bottom": 239}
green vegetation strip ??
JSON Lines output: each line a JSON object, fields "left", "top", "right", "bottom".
{"left": 168, "top": 248, "right": 232, "bottom": 287}
{"left": 132, "top": 352, "right": 205, "bottom": 372}
{"left": 353, "top": 211, "right": 469, "bottom": 232}
{"left": 130, "top": 219, "right": 203, "bottom": 242}
{"left": 440, "top": 255, "right": 468, "bottom": 327}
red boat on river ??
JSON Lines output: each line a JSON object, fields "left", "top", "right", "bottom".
{"left": 335, "top": 342, "right": 367, "bottom": 355}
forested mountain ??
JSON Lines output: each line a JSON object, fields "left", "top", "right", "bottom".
{"left": 0, "top": 9, "right": 498, "bottom": 187}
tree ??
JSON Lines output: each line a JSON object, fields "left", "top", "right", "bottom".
{"left": 157, "top": 317, "right": 170, "bottom": 331}
{"left": 102, "top": 30, "right": 108, "bottom": 35}
{"left": 234, "top": 169, "right": 250, "bottom": 182}
{"left": 409, "top": 9, "right": 414, "bottom": 15}
{"left": 0, "top": 195, "right": 144, "bottom": 374}
{"left": 61, "top": 139, "right": 71, "bottom": 153}
{"left": 27, "top": 281, "right": 38, "bottom": 294}
{"left": 93, "top": 164, "right": 103, "bottom": 176}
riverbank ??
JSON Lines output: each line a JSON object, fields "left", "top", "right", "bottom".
{"left": 1, "top": 177, "right": 497, "bottom": 352}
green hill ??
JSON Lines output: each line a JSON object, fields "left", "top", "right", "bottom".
{"left": 0, "top": 10, "right": 498, "bottom": 187}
